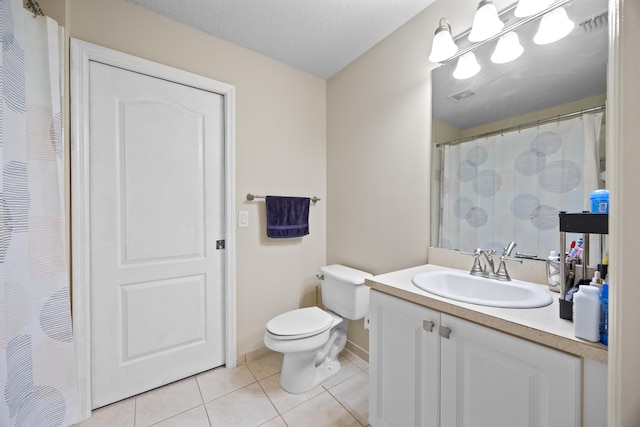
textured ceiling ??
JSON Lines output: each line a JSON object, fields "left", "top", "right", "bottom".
{"left": 127, "top": 0, "right": 436, "bottom": 79}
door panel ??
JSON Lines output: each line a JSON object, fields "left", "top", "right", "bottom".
{"left": 369, "top": 291, "right": 440, "bottom": 427}
{"left": 120, "top": 99, "right": 206, "bottom": 262}
{"left": 440, "top": 314, "right": 581, "bottom": 427}
{"left": 123, "top": 274, "right": 206, "bottom": 360}
{"left": 88, "top": 61, "right": 225, "bottom": 408}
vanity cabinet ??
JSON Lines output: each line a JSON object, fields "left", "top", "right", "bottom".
{"left": 369, "top": 290, "right": 581, "bottom": 427}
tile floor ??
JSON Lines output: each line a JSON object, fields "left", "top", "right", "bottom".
{"left": 75, "top": 349, "right": 370, "bottom": 427}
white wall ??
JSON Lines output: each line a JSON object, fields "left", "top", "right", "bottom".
{"left": 63, "top": 0, "right": 327, "bottom": 356}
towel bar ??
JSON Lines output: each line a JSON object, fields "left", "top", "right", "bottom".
{"left": 246, "top": 193, "right": 321, "bottom": 204}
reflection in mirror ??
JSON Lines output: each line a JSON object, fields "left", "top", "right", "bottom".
{"left": 431, "top": 0, "right": 608, "bottom": 260}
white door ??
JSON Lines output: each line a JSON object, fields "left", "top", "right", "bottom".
{"left": 88, "top": 61, "right": 226, "bottom": 408}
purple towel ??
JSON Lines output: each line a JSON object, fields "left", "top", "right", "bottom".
{"left": 265, "top": 196, "right": 310, "bottom": 238}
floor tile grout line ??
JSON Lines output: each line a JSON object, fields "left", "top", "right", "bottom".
{"left": 255, "top": 373, "right": 284, "bottom": 416}
{"left": 195, "top": 365, "right": 258, "bottom": 406}
{"left": 204, "top": 381, "right": 278, "bottom": 427}
{"left": 258, "top": 414, "right": 289, "bottom": 427}
{"left": 194, "top": 373, "right": 206, "bottom": 406}
{"left": 146, "top": 403, "right": 209, "bottom": 427}
{"left": 133, "top": 396, "right": 137, "bottom": 427}
{"left": 193, "top": 374, "right": 214, "bottom": 427}
{"left": 136, "top": 377, "right": 210, "bottom": 426}
{"left": 325, "top": 388, "right": 367, "bottom": 427}
{"left": 277, "top": 389, "right": 334, "bottom": 421}
{"left": 201, "top": 401, "right": 215, "bottom": 427}
{"left": 258, "top": 372, "right": 334, "bottom": 419}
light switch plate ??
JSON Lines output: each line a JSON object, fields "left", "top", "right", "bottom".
{"left": 238, "top": 210, "right": 249, "bottom": 228}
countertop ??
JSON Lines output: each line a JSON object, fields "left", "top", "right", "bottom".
{"left": 366, "top": 263, "right": 608, "bottom": 363}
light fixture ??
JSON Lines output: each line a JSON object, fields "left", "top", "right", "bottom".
{"left": 491, "top": 32, "right": 524, "bottom": 64}
{"left": 429, "top": 0, "right": 573, "bottom": 79}
{"left": 533, "top": 7, "right": 575, "bottom": 45}
{"left": 453, "top": 52, "right": 481, "bottom": 79}
{"left": 514, "top": 0, "right": 554, "bottom": 18}
{"left": 468, "top": 0, "right": 504, "bottom": 42}
{"left": 429, "top": 18, "right": 458, "bottom": 63}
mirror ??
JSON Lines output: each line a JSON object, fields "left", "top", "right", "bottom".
{"left": 431, "top": 0, "right": 608, "bottom": 258}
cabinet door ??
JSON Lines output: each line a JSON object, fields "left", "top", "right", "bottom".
{"left": 369, "top": 291, "right": 440, "bottom": 427}
{"left": 440, "top": 314, "right": 581, "bottom": 427}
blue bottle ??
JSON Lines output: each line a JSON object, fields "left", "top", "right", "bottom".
{"left": 600, "top": 283, "right": 608, "bottom": 345}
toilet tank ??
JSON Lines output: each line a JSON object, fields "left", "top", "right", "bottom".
{"left": 319, "top": 264, "right": 372, "bottom": 320}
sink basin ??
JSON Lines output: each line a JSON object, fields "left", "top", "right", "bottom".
{"left": 412, "top": 270, "right": 553, "bottom": 308}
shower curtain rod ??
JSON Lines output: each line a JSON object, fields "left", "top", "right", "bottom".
{"left": 436, "top": 105, "right": 606, "bottom": 148}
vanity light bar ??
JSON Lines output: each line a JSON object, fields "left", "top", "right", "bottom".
{"left": 441, "top": 0, "right": 572, "bottom": 64}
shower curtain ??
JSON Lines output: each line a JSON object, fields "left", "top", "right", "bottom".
{"left": 440, "top": 112, "right": 603, "bottom": 258}
{"left": 0, "top": 0, "right": 79, "bottom": 425}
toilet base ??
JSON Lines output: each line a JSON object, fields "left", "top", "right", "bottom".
{"left": 268, "top": 317, "right": 349, "bottom": 394}
{"left": 279, "top": 351, "right": 342, "bottom": 394}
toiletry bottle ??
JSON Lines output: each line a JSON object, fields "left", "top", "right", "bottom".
{"left": 590, "top": 271, "right": 602, "bottom": 291}
{"left": 546, "top": 250, "right": 561, "bottom": 292}
{"left": 599, "top": 251, "right": 609, "bottom": 281}
{"left": 600, "top": 283, "right": 608, "bottom": 345}
{"left": 574, "top": 285, "right": 601, "bottom": 342}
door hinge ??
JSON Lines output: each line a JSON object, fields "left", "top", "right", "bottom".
{"left": 216, "top": 240, "right": 225, "bottom": 250}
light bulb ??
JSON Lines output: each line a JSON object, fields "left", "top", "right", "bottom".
{"left": 468, "top": 0, "right": 504, "bottom": 42}
{"left": 429, "top": 19, "right": 458, "bottom": 63}
{"left": 453, "top": 52, "right": 481, "bottom": 79}
{"left": 491, "top": 32, "right": 524, "bottom": 64}
{"left": 534, "top": 7, "right": 575, "bottom": 45}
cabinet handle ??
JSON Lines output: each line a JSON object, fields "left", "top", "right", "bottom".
{"left": 422, "top": 320, "right": 435, "bottom": 332}
{"left": 439, "top": 326, "right": 452, "bottom": 339}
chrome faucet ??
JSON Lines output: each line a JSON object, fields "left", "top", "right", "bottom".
{"left": 469, "top": 248, "right": 497, "bottom": 279}
{"left": 466, "top": 242, "right": 522, "bottom": 281}
{"left": 479, "top": 249, "right": 497, "bottom": 279}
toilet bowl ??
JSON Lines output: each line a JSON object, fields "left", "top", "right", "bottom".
{"left": 264, "top": 307, "right": 347, "bottom": 393}
{"left": 264, "top": 265, "right": 372, "bottom": 394}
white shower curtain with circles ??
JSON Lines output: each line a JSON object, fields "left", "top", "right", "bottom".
{"left": 440, "top": 112, "right": 603, "bottom": 258}
{"left": 0, "top": 0, "right": 79, "bottom": 425}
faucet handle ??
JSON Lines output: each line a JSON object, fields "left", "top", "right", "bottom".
{"left": 503, "top": 241, "right": 517, "bottom": 257}
{"left": 461, "top": 249, "right": 484, "bottom": 276}
{"left": 495, "top": 256, "right": 523, "bottom": 281}
{"left": 500, "top": 254, "right": 524, "bottom": 264}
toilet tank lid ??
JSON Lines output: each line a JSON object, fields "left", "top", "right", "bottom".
{"left": 320, "top": 264, "right": 373, "bottom": 285}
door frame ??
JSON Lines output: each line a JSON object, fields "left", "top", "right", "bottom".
{"left": 70, "top": 38, "right": 237, "bottom": 418}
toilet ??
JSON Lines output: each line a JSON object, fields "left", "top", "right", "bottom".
{"left": 264, "top": 264, "right": 372, "bottom": 394}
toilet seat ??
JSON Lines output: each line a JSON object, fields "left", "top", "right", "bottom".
{"left": 266, "top": 307, "right": 333, "bottom": 340}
